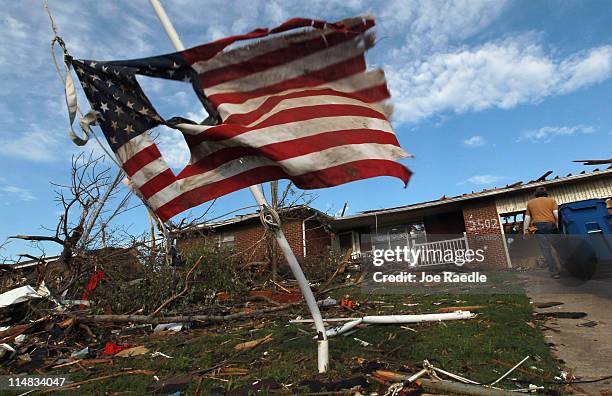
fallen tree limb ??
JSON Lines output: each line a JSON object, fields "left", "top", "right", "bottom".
{"left": 316, "top": 279, "right": 363, "bottom": 297}
{"left": 38, "top": 369, "right": 154, "bottom": 394}
{"left": 244, "top": 294, "right": 283, "bottom": 306}
{"left": 417, "top": 378, "right": 523, "bottom": 396}
{"left": 72, "top": 301, "right": 300, "bottom": 325}
{"left": 151, "top": 255, "right": 204, "bottom": 316}
{"left": 318, "top": 249, "right": 352, "bottom": 291}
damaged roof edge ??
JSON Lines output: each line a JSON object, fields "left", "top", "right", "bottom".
{"left": 171, "top": 204, "right": 332, "bottom": 235}
{"left": 335, "top": 167, "right": 612, "bottom": 224}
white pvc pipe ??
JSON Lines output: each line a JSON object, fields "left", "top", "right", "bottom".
{"left": 361, "top": 311, "right": 474, "bottom": 324}
{"left": 325, "top": 318, "right": 364, "bottom": 337}
{"left": 149, "top": 0, "right": 185, "bottom": 51}
{"left": 490, "top": 355, "right": 530, "bottom": 386}
{"left": 252, "top": 186, "right": 329, "bottom": 372}
{"left": 302, "top": 219, "right": 307, "bottom": 257}
{"left": 290, "top": 318, "right": 358, "bottom": 323}
{"left": 324, "top": 311, "right": 474, "bottom": 337}
{"left": 148, "top": 0, "right": 328, "bottom": 372}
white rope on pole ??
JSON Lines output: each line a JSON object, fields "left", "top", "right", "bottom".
{"left": 147, "top": 0, "right": 329, "bottom": 372}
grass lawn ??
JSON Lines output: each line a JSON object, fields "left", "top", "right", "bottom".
{"left": 21, "top": 284, "right": 564, "bottom": 395}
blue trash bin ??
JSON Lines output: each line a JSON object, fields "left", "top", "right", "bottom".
{"left": 560, "top": 199, "right": 612, "bottom": 236}
{"left": 556, "top": 199, "right": 612, "bottom": 278}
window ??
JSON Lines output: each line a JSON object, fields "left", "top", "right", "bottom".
{"left": 217, "top": 233, "right": 235, "bottom": 249}
{"left": 338, "top": 231, "right": 359, "bottom": 254}
{"left": 372, "top": 223, "right": 426, "bottom": 251}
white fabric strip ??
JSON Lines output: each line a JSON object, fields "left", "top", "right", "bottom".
{"left": 148, "top": 181, "right": 183, "bottom": 210}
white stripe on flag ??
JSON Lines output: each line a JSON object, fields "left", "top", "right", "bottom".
{"left": 129, "top": 157, "right": 170, "bottom": 187}
{"left": 215, "top": 70, "right": 387, "bottom": 119}
{"left": 176, "top": 115, "right": 395, "bottom": 161}
{"left": 147, "top": 143, "right": 408, "bottom": 209}
{"left": 191, "top": 17, "right": 369, "bottom": 75}
{"left": 204, "top": 35, "right": 367, "bottom": 95}
{"left": 231, "top": 95, "right": 389, "bottom": 128}
{"left": 115, "top": 133, "right": 156, "bottom": 165}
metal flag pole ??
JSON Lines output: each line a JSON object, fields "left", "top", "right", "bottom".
{"left": 148, "top": 0, "right": 329, "bottom": 372}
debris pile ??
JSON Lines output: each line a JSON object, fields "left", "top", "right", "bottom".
{"left": 0, "top": 252, "right": 307, "bottom": 380}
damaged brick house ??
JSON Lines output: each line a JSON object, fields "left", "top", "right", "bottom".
{"left": 173, "top": 205, "right": 333, "bottom": 264}
{"left": 173, "top": 168, "right": 611, "bottom": 269}
{"left": 331, "top": 167, "right": 612, "bottom": 269}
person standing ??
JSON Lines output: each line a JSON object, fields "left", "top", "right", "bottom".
{"left": 523, "top": 186, "right": 561, "bottom": 278}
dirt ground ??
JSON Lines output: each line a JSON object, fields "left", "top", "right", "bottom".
{"left": 519, "top": 267, "right": 612, "bottom": 395}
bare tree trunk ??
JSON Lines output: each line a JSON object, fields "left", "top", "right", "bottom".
{"left": 101, "top": 224, "right": 106, "bottom": 248}
{"left": 80, "top": 170, "right": 123, "bottom": 248}
{"left": 147, "top": 208, "right": 157, "bottom": 262}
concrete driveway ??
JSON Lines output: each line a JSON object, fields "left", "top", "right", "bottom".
{"left": 519, "top": 267, "right": 612, "bottom": 395}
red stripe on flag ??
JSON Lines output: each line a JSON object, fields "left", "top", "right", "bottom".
{"left": 180, "top": 129, "right": 401, "bottom": 179}
{"left": 184, "top": 103, "right": 386, "bottom": 146}
{"left": 180, "top": 18, "right": 374, "bottom": 65}
{"left": 206, "top": 56, "right": 366, "bottom": 106}
{"left": 223, "top": 85, "right": 390, "bottom": 126}
{"left": 155, "top": 159, "right": 410, "bottom": 222}
{"left": 137, "top": 168, "right": 177, "bottom": 199}
{"left": 200, "top": 28, "right": 370, "bottom": 88}
{"left": 122, "top": 144, "right": 162, "bottom": 177}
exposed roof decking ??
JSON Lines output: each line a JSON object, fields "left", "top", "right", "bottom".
{"left": 333, "top": 167, "right": 612, "bottom": 229}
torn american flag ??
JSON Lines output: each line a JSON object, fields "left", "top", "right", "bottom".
{"left": 71, "top": 16, "right": 412, "bottom": 222}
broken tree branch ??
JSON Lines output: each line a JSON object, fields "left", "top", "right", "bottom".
{"left": 9, "top": 235, "right": 63, "bottom": 244}
{"left": 72, "top": 301, "right": 300, "bottom": 325}
{"left": 151, "top": 255, "right": 204, "bottom": 316}
{"left": 39, "top": 369, "right": 154, "bottom": 394}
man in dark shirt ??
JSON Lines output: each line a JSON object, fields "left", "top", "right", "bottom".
{"left": 524, "top": 186, "right": 561, "bottom": 278}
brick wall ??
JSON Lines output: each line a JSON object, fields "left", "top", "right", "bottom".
{"left": 462, "top": 199, "right": 509, "bottom": 269}
{"left": 305, "top": 219, "right": 331, "bottom": 258}
{"left": 177, "top": 217, "right": 331, "bottom": 263}
{"left": 233, "top": 221, "right": 269, "bottom": 262}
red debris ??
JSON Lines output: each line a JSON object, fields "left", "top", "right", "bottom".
{"left": 102, "top": 341, "right": 130, "bottom": 355}
{"left": 340, "top": 298, "right": 358, "bottom": 310}
{"left": 81, "top": 269, "right": 106, "bottom": 309}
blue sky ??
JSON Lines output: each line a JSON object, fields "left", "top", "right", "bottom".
{"left": 1, "top": 0, "right": 611, "bottom": 260}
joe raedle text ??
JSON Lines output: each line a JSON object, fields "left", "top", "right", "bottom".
{"left": 372, "top": 271, "right": 488, "bottom": 284}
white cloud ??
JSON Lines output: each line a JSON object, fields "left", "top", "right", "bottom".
{"left": 155, "top": 126, "right": 191, "bottom": 169}
{"left": 558, "top": 46, "right": 612, "bottom": 93}
{"left": 0, "top": 185, "right": 35, "bottom": 201}
{"left": 0, "top": 128, "right": 63, "bottom": 163}
{"left": 519, "top": 125, "right": 595, "bottom": 142}
{"left": 185, "top": 108, "right": 209, "bottom": 123}
{"left": 467, "top": 175, "right": 504, "bottom": 185}
{"left": 386, "top": 41, "right": 612, "bottom": 124}
{"left": 463, "top": 135, "right": 486, "bottom": 147}
{"left": 380, "top": 0, "right": 508, "bottom": 57}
